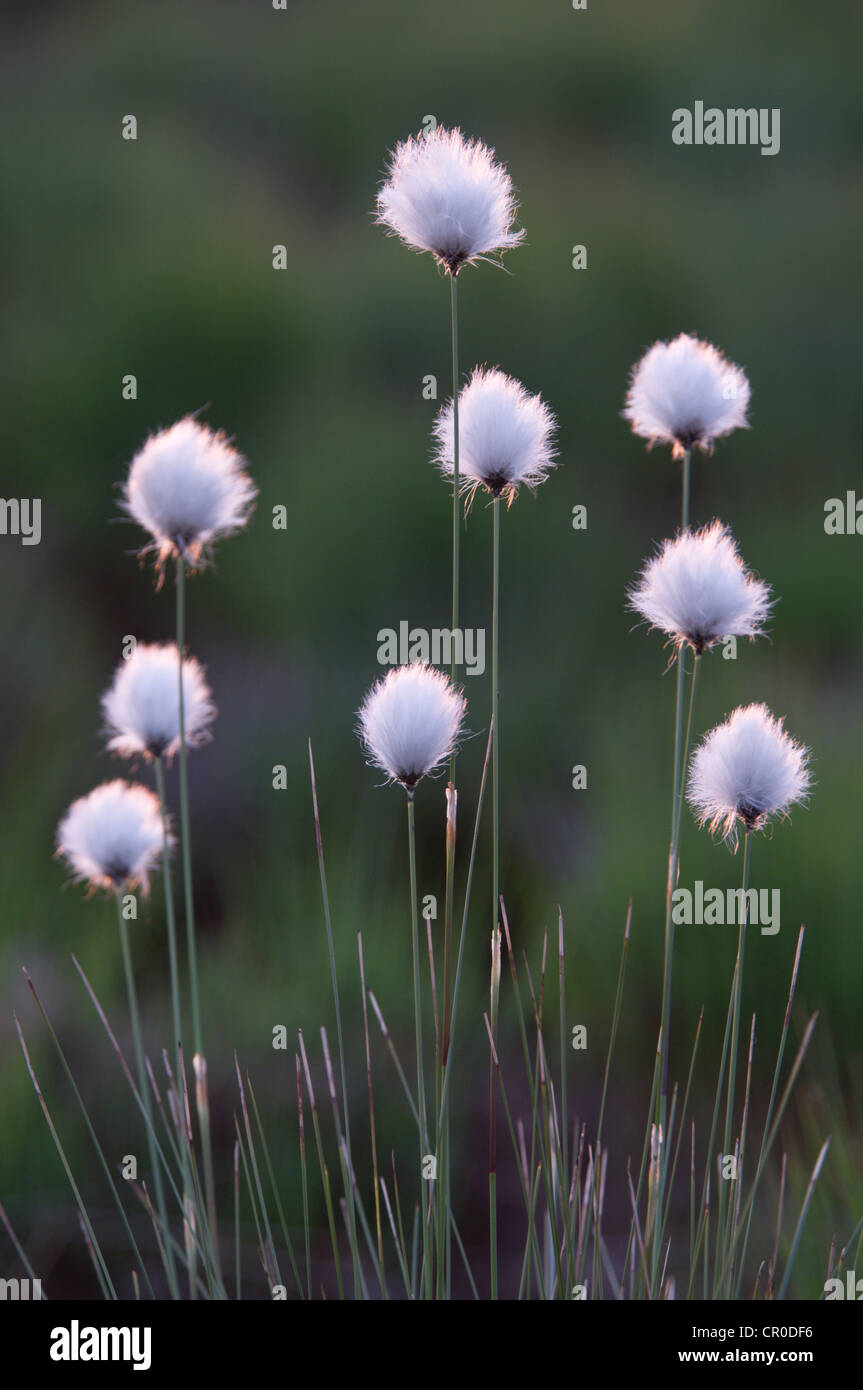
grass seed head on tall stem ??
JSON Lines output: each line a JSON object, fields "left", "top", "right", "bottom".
{"left": 56, "top": 780, "right": 170, "bottom": 895}
{"left": 687, "top": 703, "right": 811, "bottom": 848}
{"left": 376, "top": 126, "right": 525, "bottom": 276}
{"left": 628, "top": 521, "right": 772, "bottom": 657}
{"left": 623, "top": 333, "right": 750, "bottom": 458}
{"left": 357, "top": 663, "right": 466, "bottom": 793}
{"left": 121, "top": 417, "right": 257, "bottom": 578}
{"left": 432, "top": 367, "right": 558, "bottom": 506}
{"left": 101, "top": 641, "right": 216, "bottom": 762}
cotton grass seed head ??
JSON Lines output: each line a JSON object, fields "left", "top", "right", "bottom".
{"left": 376, "top": 126, "right": 525, "bottom": 275}
{"left": 121, "top": 417, "right": 257, "bottom": 573}
{"left": 433, "top": 367, "right": 558, "bottom": 504}
{"left": 357, "top": 663, "right": 466, "bottom": 792}
{"left": 628, "top": 521, "right": 772, "bottom": 655}
{"left": 57, "top": 780, "right": 168, "bottom": 895}
{"left": 623, "top": 333, "right": 750, "bottom": 458}
{"left": 102, "top": 642, "right": 216, "bottom": 762}
{"left": 687, "top": 703, "right": 811, "bottom": 846}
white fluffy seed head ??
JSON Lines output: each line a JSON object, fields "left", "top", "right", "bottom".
{"left": 623, "top": 333, "right": 750, "bottom": 457}
{"left": 121, "top": 417, "right": 257, "bottom": 572}
{"left": 102, "top": 642, "right": 216, "bottom": 762}
{"left": 628, "top": 521, "right": 772, "bottom": 654}
{"left": 376, "top": 126, "right": 525, "bottom": 275}
{"left": 56, "top": 780, "right": 168, "bottom": 895}
{"left": 432, "top": 367, "right": 558, "bottom": 504}
{"left": 687, "top": 703, "right": 811, "bottom": 846}
{"left": 357, "top": 663, "right": 466, "bottom": 792}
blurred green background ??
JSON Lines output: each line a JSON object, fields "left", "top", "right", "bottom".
{"left": 1, "top": 0, "right": 861, "bottom": 1297}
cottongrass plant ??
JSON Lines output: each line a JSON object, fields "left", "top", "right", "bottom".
{"left": 8, "top": 456, "right": 840, "bottom": 1303}
{"left": 624, "top": 332, "right": 751, "bottom": 517}
{"left": 376, "top": 125, "right": 524, "bottom": 697}
{"left": 629, "top": 520, "right": 774, "bottom": 1127}
{"left": 102, "top": 642, "right": 216, "bottom": 762}
{"left": 122, "top": 418, "right": 256, "bottom": 1054}
{"left": 628, "top": 521, "right": 772, "bottom": 658}
{"left": 688, "top": 703, "right": 811, "bottom": 846}
{"left": 378, "top": 127, "right": 525, "bottom": 1291}
{"left": 101, "top": 642, "right": 216, "bottom": 1126}
{"left": 56, "top": 781, "right": 176, "bottom": 1291}
{"left": 4, "top": 146, "right": 849, "bottom": 1301}
{"left": 34, "top": 416, "right": 253, "bottom": 1299}
{"left": 122, "top": 418, "right": 256, "bottom": 1283}
{"left": 56, "top": 780, "right": 165, "bottom": 897}
{"left": 434, "top": 365, "right": 558, "bottom": 1293}
{"left": 10, "top": 418, "right": 260, "bottom": 1300}
{"left": 684, "top": 706, "right": 812, "bottom": 1298}
{"left": 624, "top": 338, "right": 753, "bottom": 1208}
{"left": 357, "top": 663, "right": 466, "bottom": 1296}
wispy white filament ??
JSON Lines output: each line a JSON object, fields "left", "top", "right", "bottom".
{"left": 624, "top": 333, "right": 750, "bottom": 457}
{"left": 376, "top": 126, "right": 525, "bottom": 274}
{"left": 57, "top": 780, "right": 168, "bottom": 894}
{"left": 687, "top": 703, "right": 811, "bottom": 845}
{"left": 121, "top": 417, "right": 257, "bottom": 571}
{"left": 628, "top": 521, "right": 772, "bottom": 653}
{"left": 357, "top": 663, "right": 466, "bottom": 791}
{"left": 102, "top": 642, "right": 216, "bottom": 761}
{"left": 433, "top": 367, "right": 558, "bottom": 503}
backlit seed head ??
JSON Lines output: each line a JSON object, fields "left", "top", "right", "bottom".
{"left": 102, "top": 642, "right": 216, "bottom": 762}
{"left": 376, "top": 126, "right": 525, "bottom": 275}
{"left": 628, "top": 521, "right": 772, "bottom": 655}
{"left": 687, "top": 703, "right": 811, "bottom": 847}
{"left": 121, "top": 417, "right": 257, "bottom": 575}
{"left": 57, "top": 780, "right": 169, "bottom": 895}
{"left": 624, "top": 333, "right": 750, "bottom": 458}
{"left": 433, "top": 367, "right": 558, "bottom": 505}
{"left": 357, "top": 663, "right": 466, "bottom": 792}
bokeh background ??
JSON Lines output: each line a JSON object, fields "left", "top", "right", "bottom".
{"left": 1, "top": 0, "right": 861, "bottom": 1297}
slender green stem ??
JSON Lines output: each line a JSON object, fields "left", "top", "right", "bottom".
{"left": 358, "top": 935, "right": 386, "bottom": 1298}
{"left": 153, "top": 755, "right": 195, "bottom": 1297}
{"left": 489, "top": 925, "right": 501, "bottom": 1300}
{"left": 407, "top": 792, "right": 431, "bottom": 1297}
{"left": 712, "top": 830, "right": 753, "bottom": 1295}
{"left": 439, "top": 265, "right": 461, "bottom": 1300}
{"left": 652, "top": 647, "right": 700, "bottom": 1294}
{"left": 558, "top": 912, "right": 570, "bottom": 1290}
{"left": 233, "top": 1141, "right": 241, "bottom": 1300}
{"left": 645, "top": 446, "right": 694, "bottom": 1283}
{"left": 658, "top": 650, "right": 701, "bottom": 1115}
{"left": 448, "top": 271, "right": 460, "bottom": 701}
{"left": 436, "top": 723, "right": 493, "bottom": 1137}
{"left": 153, "top": 757, "right": 183, "bottom": 1064}
{"left": 175, "top": 554, "right": 220, "bottom": 1282}
{"left": 723, "top": 830, "right": 753, "bottom": 1163}
{"left": 308, "top": 742, "right": 361, "bottom": 1297}
{"left": 115, "top": 893, "right": 171, "bottom": 1274}
{"left": 175, "top": 555, "right": 202, "bottom": 1056}
{"left": 489, "top": 493, "right": 501, "bottom": 1296}
{"left": 492, "top": 496, "right": 501, "bottom": 943}
{"left": 730, "top": 927, "right": 805, "bottom": 1296}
